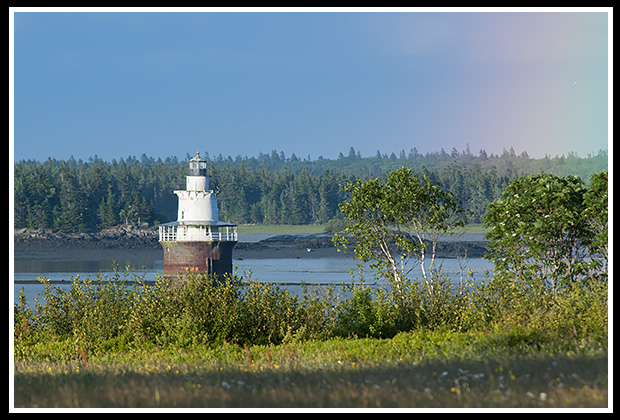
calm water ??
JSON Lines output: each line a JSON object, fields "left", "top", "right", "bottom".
{"left": 13, "top": 257, "right": 494, "bottom": 305}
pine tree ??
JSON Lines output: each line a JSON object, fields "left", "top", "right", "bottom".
{"left": 98, "top": 186, "right": 118, "bottom": 228}
{"left": 54, "top": 169, "right": 85, "bottom": 232}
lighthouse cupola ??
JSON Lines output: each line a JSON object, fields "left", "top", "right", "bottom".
{"left": 189, "top": 152, "right": 207, "bottom": 176}
{"left": 186, "top": 152, "right": 208, "bottom": 192}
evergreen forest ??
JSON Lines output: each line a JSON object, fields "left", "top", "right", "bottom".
{"left": 13, "top": 146, "right": 608, "bottom": 233}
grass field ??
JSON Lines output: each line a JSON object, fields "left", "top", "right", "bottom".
{"left": 235, "top": 223, "right": 490, "bottom": 235}
{"left": 236, "top": 224, "right": 328, "bottom": 234}
{"left": 13, "top": 330, "right": 608, "bottom": 409}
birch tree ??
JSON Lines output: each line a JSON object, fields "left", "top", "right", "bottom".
{"left": 334, "top": 167, "right": 466, "bottom": 297}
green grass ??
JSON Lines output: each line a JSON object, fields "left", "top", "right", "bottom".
{"left": 236, "top": 224, "right": 327, "bottom": 234}
{"left": 454, "top": 223, "right": 489, "bottom": 234}
{"left": 13, "top": 330, "right": 608, "bottom": 409}
{"left": 235, "top": 223, "right": 488, "bottom": 235}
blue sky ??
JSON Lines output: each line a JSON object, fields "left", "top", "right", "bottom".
{"left": 10, "top": 8, "right": 611, "bottom": 162}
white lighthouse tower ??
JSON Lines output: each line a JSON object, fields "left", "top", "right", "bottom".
{"left": 158, "top": 153, "right": 237, "bottom": 278}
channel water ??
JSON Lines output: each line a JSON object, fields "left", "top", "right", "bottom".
{"left": 13, "top": 256, "right": 494, "bottom": 305}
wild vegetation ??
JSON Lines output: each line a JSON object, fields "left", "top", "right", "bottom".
{"left": 12, "top": 265, "right": 608, "bottom": 408}
{"left": 13, "top": 168, "right": 608, "bottom": 408}
{"left": 13, "top": 328, "right": 608, "bottom": 408}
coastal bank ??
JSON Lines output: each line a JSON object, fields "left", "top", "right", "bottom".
{"left": 13, "top": 226, "right": 489, "bottom": 262}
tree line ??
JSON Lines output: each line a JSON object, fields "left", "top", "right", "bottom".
{"left": 13, "top": 148, "right": 607, "bottom": 232}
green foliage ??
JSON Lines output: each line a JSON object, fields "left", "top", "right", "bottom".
{"left": 484, "top": 172, "right": 608, "bottom": 295}
{"left": 582, "top": 170, "right": 608, "bottom": 264}
{"left": 14, "top": 263, "right": 607, "bottom": 361}
{"left": 14, "top": 158, "right": 163, "bottom": 231}
{"left": 126, "top": 274, "right": 245, "bottom": 349}
{"left": 335, "top": 167, "right": 467, "bottom": 296}
{"left": 236, "top": 278, "right": 302, "bottom": 346}
{"left": 14, "top": 148, "right": 607, "bottom": 232}
{"left": 333, "top": 286, "right": 399, "bottom": 339}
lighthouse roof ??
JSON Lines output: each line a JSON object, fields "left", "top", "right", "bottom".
{"left": 190, "top": 152, "right": 206, "bottom": 162}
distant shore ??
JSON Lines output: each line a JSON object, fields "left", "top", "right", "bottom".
{"left": 12, "top": 238, "right": 345, "bottom": 262}
{"left": 13, "top": 226, "right": 489, "bottom": 262}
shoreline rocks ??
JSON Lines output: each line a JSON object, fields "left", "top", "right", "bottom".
{"left": 13, "top": 226, "right": 160, "bottom": 250}
{"left": 14, "top": 227, "right": 488, "bottom": 260}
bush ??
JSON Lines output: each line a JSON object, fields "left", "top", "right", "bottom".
{"left": 128, "top": 274, "right": 244, "bottom": 348}
{"left": 236, "top": 279, "right": 302, "bottom": 346}
{"left": 333, "top": 286, "right": 398, "bottom": 339}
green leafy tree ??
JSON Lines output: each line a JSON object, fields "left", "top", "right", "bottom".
{"left": 583, "top": 170, "right": 608, "bottom": 260}
{"left": 335, "top": 167, "right": 467, "bottom": 296}
{"left": 484, "top": 173, "right": 592, "bottom": 296}
{"left": 582, "top": 170, "right": 608, "bottom": 278}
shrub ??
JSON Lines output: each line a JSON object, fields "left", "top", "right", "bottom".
{"left": 236, "top": 279, "right": 302, "bottom": 346}
{"left": 333, "top": 286, "right": 393, "bottom": 339}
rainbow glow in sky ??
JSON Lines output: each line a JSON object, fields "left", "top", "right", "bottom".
{"left": 10, "top": 8, "right": 610, "bottom": 161}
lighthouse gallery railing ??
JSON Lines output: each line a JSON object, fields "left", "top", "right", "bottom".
{"left": 159, "top": 225, "right": 237, "bottom": 242}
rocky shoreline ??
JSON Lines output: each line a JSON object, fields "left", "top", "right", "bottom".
{"left": 13, "top": 226, "right": 161, "bottom": 250}
{"left": 13, "top": 226, "right": 489, "bottom": 261}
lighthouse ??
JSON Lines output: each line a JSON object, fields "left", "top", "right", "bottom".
{"left": 158, "top": 153, "right": 237, "bottom": 279}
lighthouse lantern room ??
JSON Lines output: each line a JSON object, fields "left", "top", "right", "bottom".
{"left": 159, "top": 153, "right": 237, "bottom": 278}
